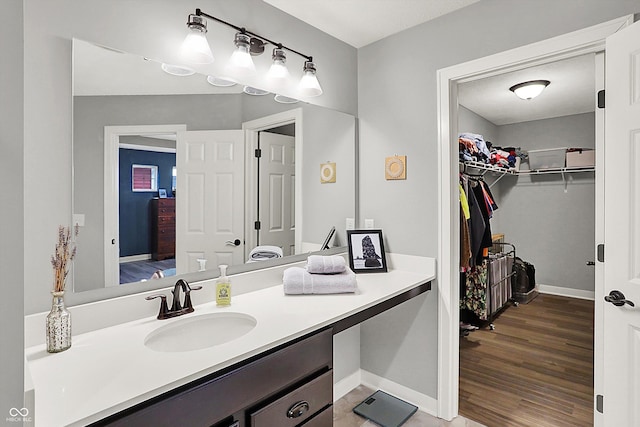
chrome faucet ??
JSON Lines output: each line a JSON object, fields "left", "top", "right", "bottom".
{"left": 146, "top": 279, "right": 202, "bottom": 320}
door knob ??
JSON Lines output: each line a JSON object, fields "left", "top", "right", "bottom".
{"left": 586, "top": 261, "right": 595, "bottom": 266}
{"left": 604, "top": 290, "right": 635, "bottom": 307}
{"left": 225, "top": 239, "right": 241, "bottom": 247}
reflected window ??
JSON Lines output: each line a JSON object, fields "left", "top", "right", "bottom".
{"left": 132, "top": 164, "right": 158, "bottom": 192}
{"left": 172, "top": 166, "right": 177, "bottom": 193}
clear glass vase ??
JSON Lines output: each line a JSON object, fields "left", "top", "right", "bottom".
{"left": 46, "top": 291, "right": 71, "bottom": 353}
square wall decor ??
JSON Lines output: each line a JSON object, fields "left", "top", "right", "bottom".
{"left": 320, "top": 162, "right": 336, "bottom": 183}
{"left": 385, "top": 155, "right": 406, "bottom": 180}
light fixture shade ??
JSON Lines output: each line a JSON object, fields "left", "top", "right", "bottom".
{"left": 274, "top": 94, "right": 299, "bottom": 104}
{"left": 206, "top": 76, "right": 237, "bottom": 87}
{"left": 267, "top": 48, "right": 290, "bottom": 80}
{"left": 161, "top": 63, "right": 196, "bottom": 76}
{"left": 243, "top": 86, "right": 270, "bottom": 96}
{"left": 228, "top": 33, "right": 256, "bottom": 74}
{"left": 298, "top": 61, "right": 323, "bottom": 97}
{"left": 509, "top": 80, "right": 550, "bottom": 100}
{"left": 180, "top": 14, "right": 214, "bottom": 64}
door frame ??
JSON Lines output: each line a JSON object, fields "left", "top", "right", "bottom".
{"left": 242, "top": 108, "right": 303, "bottom": 259}
{"left": 103, "top": 124, "right": 186, "bottom": 287}
{"left": 435, "top": 15, "right": 633, "bottom": 422}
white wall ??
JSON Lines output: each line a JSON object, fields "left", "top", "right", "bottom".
{"left": 23, "top": 0, "right": 357, "bottom": 315}
{"left": 358, "top": 0, "right": 638, "bottom": 400}
{"left": 1, "top": 0, "right": 25, "bottom": 418}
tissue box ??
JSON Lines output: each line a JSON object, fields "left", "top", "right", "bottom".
{"left": 528, "top": 148, "right": 567, "bottom": 170}
{"left": 566, "top": 148, "right": 595, "bottom": 168}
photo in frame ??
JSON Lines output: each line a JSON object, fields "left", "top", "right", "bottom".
{"left": 347, "top": 229, "right": 387, "bottom": 273}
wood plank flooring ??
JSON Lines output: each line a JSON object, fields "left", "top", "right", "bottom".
{"left": 459, "top": 294, "right": 594, "bottom": 427}
{"left": 119, "top": 258, "right": 175, "bottom": 284}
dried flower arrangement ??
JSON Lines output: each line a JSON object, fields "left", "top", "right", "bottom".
{"left": 50, "top": 225, "right": 79, "bottom": 293}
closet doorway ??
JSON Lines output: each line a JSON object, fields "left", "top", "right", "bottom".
{"left": 435, "top": 15, "right": 633, "bottom": 426}
{"left": 456, "top": 53, "right": 597, "bottom": 426}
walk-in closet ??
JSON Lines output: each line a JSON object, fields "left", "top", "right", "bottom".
{"left": 456, "top": 53, "right": 597, "bottom": 426}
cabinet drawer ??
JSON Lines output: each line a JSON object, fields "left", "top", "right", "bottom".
{"left": 250, "top": 371, "right": 332, "bottom": 427}
{"left": 300, "top": 405, "right": 332, "bottom": 427}
{"left": 156, "top": 215, "right": 175, "bottom": 226}
{"left": 157, "top": 227, "right": 175, "bottom": 238}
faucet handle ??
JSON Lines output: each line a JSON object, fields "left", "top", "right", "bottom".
{"left": 145, "top": 294, "right": 169, "bottom": 319}
{"left": 183, "top": 283, "right": 203, "bottom": 312}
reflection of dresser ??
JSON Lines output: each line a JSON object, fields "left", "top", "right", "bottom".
{"left": 151, "top": 198, "right": 175, "bottom": 261}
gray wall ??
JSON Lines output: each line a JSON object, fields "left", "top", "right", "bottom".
{"left": 24, "top": 0, "right": 358, "bottom": 315}
{"left": 358, "top": 0, "right": 637, "bottom": 400}
{"left": 496, "top": 113, "right": 595, "bottom": 292}
{"left": 1, "top": 0, "right": 25, "bottom": 420}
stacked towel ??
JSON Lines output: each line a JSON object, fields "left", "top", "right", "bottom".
{"left": 306, "top": 255, "right": 346, "bottom": 274}
{"left": 283, "top": 267, "right": 357, "bottom": 295}
{"left": 247, "top": 245, "right": 283, "bottom": 263}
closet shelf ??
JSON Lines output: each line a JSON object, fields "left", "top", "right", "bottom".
{"left": 460, "top": 160, "right": 595, "bottom": 176}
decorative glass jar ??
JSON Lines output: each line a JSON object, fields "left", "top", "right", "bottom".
{"left": 46, "top": 291, "right": 71, "bottom": 353}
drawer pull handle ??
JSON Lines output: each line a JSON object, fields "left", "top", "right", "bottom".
{"left": 286, "top": 400, "right": 309, "bottom": 418}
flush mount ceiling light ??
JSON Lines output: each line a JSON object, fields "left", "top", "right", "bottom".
{"left": 161, "top": 63, "right": 196, "bottom": 76}
{"left": 509, "top": 80, "right": 550, "bottom": 100}
{"left": 180, "top": 14, "right": 214, "bottom": 64}
{"left": 180, "top": 8, "right": 323, "bottom": 97}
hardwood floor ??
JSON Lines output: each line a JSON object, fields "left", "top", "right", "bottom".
{"left": 119, "top": 258, "right": 175, "bottom": 284}
{"left": 459, "top": 294, "right": 594, "bottom": 427}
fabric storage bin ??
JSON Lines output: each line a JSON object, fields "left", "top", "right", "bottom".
{"left": 566, "top": 148, "right": 595, "bottom": 167}
{"left": 527, "top": 147, "right": 567, "bottom": 170}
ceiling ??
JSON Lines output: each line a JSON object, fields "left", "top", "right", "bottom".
{"left": 264, "top": 0, "right": 596, "bottom": 125}
{"left": 458, "top": 54, "right": 596, "bottom": 125}
{"left": 263, "top": 0, "right": 480, "bottom": 48}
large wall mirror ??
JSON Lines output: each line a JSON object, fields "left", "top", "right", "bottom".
{"left": 72, "top": 39, "right": 356, "bottom": 295}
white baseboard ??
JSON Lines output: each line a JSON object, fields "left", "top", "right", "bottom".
{"left": 360, "top": 370, "right": 438, "bottom": 417}
{"left": 333, "top": 370, "right": 362, "bottom": 402}
{"left": 537, "top": 284, "right": 595, "bottom": 301}
{"left": 120, "top": 254, "right": 151, "bottom": 263}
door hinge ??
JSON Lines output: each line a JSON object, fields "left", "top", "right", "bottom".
{"left": 254, "top": 148, "right": 262, "bottom": 158}
{"left": 254, "top": 221, "right": 261, "bottom": 230}
{"left": 597, "top": 90, "right": 605, "bottom": 109}
{"left": 597, "top": 244, "right": 604, "bottom": 262}
{"left": 596, "top": 394, "right": 604, "bottom": 413}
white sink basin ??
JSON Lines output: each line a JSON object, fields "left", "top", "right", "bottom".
{"left": 144, "top": 312, "right": 257, "bottom": 353}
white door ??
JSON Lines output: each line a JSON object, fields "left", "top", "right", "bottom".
{"left": 257, "top": 132, "right": 296, "bottom": 255}
{"left": 602, "top": 20, "right": 640, "bottom": 426}
{"left": 176, "top": 130, "right": 244, "bottom": 273}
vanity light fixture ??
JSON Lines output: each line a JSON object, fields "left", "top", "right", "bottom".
{"left": 243, "top": 86, "right": 270, "bottom": 96}
{"left": 206, "top": 75, "right": 237, "bottom": 87}
{"left": 299, "top": 61, "right": 323, "bottom": 97}
{"left": 509, "top": 80, "right": 550, "bottom": 100}
{"left": 181, "top": 8, "right": 323, "bottom": 97}
{"left": 161, "top": 63, "right": 196, "bottom": 76}
{"left": 228, "top": 32, "right": 256, "bottom": 74}
{"left": 267, "top": 48, "right": 290, "bottom": 80}
{"left": 180, "top": 14, "right": 214, "bottom": 64}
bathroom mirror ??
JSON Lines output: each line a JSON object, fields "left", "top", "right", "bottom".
{"left": 72, "top": 39, "right": 356, "bottom": 294}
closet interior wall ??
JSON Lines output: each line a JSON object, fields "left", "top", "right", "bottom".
{"left": 458, "top": 106, "right": 596, "bottom": 296}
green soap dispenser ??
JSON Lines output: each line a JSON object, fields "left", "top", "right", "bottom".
{"left": 216, "top": 264, "right": 231, "bottom": 306}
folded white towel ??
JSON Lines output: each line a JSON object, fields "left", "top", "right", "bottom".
{"left": 247, "top": 245, "right": 283, "bottom": 263}
{"left": 306, "top": 255, "right": 347, "bottom": 274}
{"left": 283, "top": 267, "right": 357, "bottom": 295}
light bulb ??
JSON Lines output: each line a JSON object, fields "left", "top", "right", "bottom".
{"left": 180, "top": 15, "right": 214, "bottom": 64}
{"left": 298, "top": 61, "right": 323, "bottom": 97}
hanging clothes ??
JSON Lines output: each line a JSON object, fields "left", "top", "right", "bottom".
{"left": 460, "top": 182, "right": 472, "bottom": 270}
{"left": 460, "top": 260, "right": 489, "bottom": 321}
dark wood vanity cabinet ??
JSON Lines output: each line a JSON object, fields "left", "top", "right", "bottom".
{"left": 93, "top": 328, "right": 333, "bottom": 427}
{"left": 151, "top": 198, "right": 175, "bottom": 260}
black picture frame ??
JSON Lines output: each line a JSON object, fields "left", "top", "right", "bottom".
{"left": 347, "top": 229, "right": 387, "bottom": 273}
{"left": 158, "top": 188, "right": 167, "bottom": 198}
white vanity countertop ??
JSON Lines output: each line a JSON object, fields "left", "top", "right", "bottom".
{"left": 25, "top": 254, "right": 435, "bottom": 426}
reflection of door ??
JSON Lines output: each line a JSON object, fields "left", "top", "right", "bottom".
{"left": 602, "top": 20, "right": 640, "bottom": 427}
{"left": 257, "top": 132, "right": 296, "bottom": 255}
{"left": 176, "top": 130, "right": 244, "bottom": 273}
